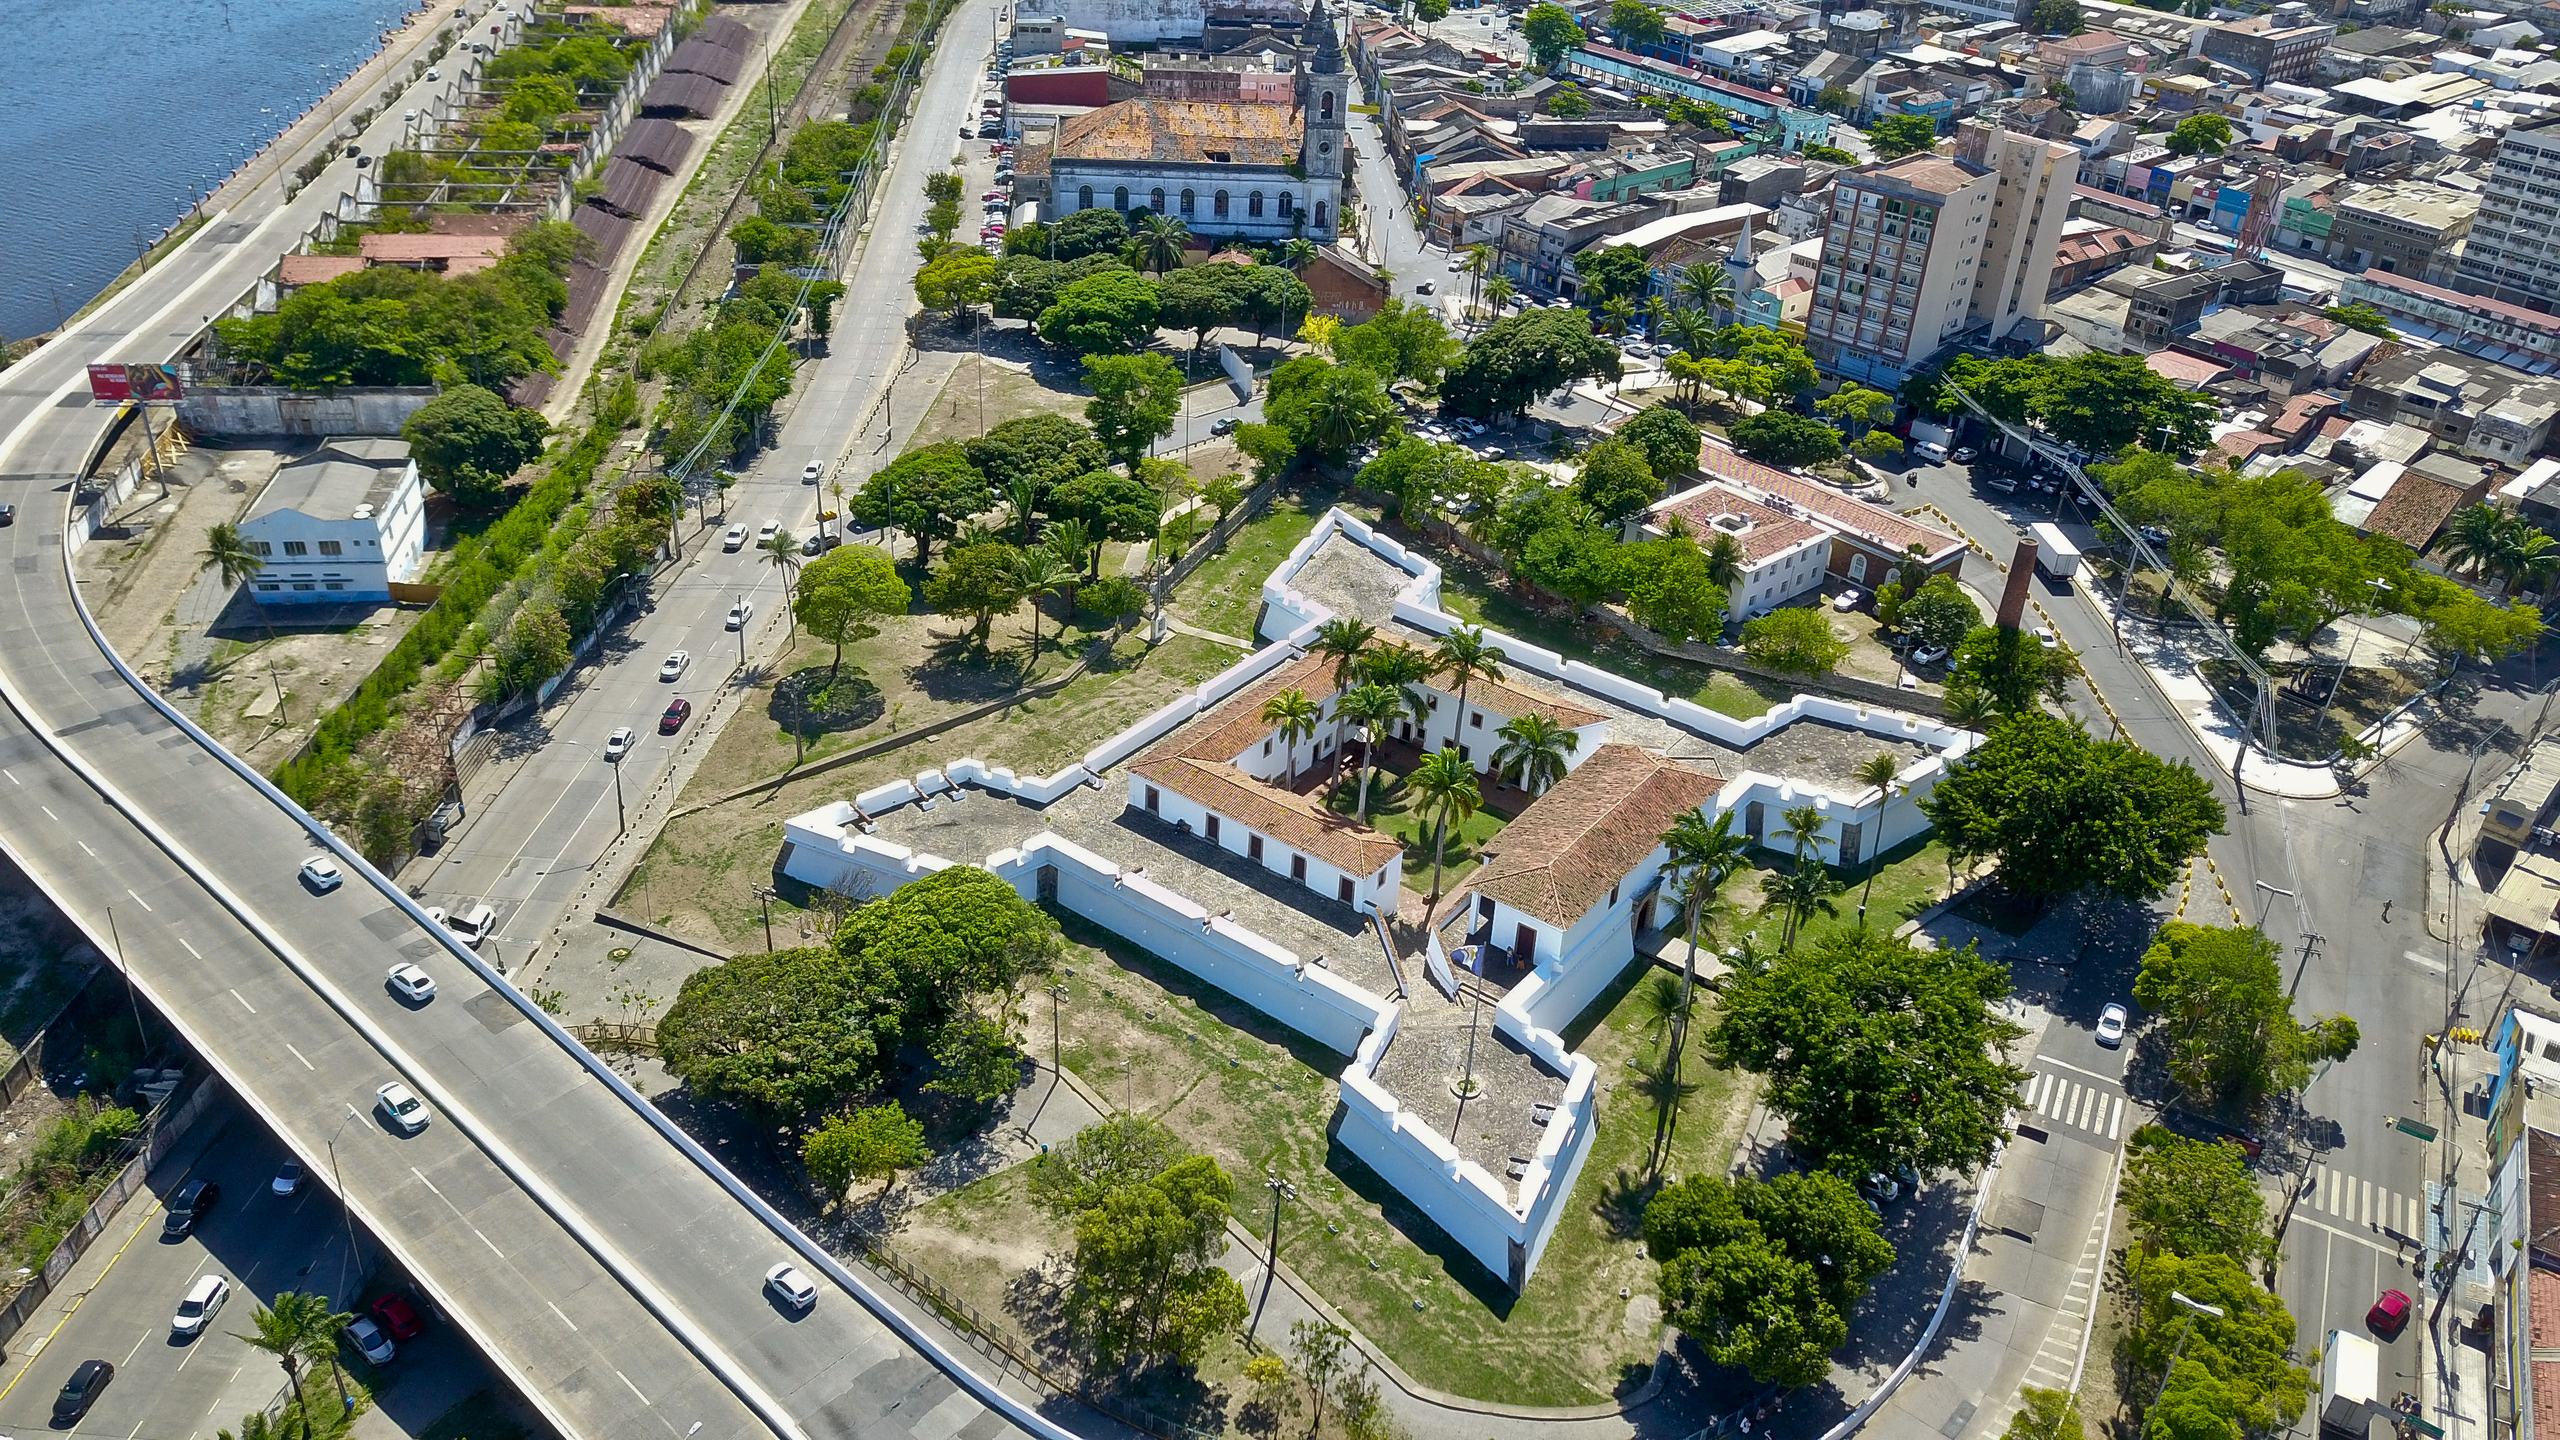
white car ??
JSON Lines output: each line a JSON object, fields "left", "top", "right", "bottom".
{"left": 660, "top": 650, "right": 689, "bottom": 681}
{"left": 445, "top": 903, "right": 496, "bottom": 949}
{"left": 2035, "top": 625, "right": 2061, "bottom": 650}
{"left": 1911, "top": 643, "right": 1949, "bottom": 666}
{"left": 1912, "top": 439, "right": 1950, "bottom": 463}
{"left": 722, "top": 525, "right": 747, "bottom": 552}
{"left": 425, "top": 67, "right": 439, "bottom": 80}
{"left": 1831, "top": 590, "right": 1861, "bottom": 612}
{"left": 757, "top": 520, "right": 780, "bottom": 544}
{"left": 172, "top": 1274, "right": 230, "bottom": 1337}
{"left": 765, "top": 1262, "right": 818, "bottom": 1311}
{"left": 801, "top": 462, "right": 824, "bottom": 484}
{"left": 386, "top": 963, "right": 436, "bottom": 1004}
{"left": 376, "top": 1082, "right": 430, "bottom": 1136}
{"left": 727, "top": 600, "right": 754, "bottom": 631}
{"left": 299, "top": 856, "right": 343, "bottom": 893}
{"left": 603, "top": 727, "right": 635, "bottom": 761}
{"left": 2096, "top": 1002, "right": 2129, "bottom": 1047}
{"left": 346, "top": 1315, "right": 396, "bottom": 1364}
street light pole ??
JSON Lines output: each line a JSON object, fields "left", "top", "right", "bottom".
{"left": 2141, "top": 1291, "right": 2226, "bottom": 1436}
{"left": 752, "top": 886, "right": 777, "bottom": 952}
{"left": 1250, "top": 1170, "right": 1296, "bottom": 1339}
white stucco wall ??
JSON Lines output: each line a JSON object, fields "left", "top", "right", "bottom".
{"left": 1126, "top": 773, "right": 1399, "bottom": 916}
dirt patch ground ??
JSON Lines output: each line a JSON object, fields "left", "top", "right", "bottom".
{"left": 880, "top": 933, "right": 1753, "bottom": 1410}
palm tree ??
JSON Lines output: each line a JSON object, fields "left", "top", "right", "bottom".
{"left": 1463, "top": 243, "right": 1495, "bottom": 318}
{"left": 1484, "top": 274, "right": 1516, "bottom": 316}
{"left": 1010, "top": 545, "right": 1078, "bottom": 656}
{"left": 2442, "top": 504, "right": 2505, "bottom": 579}
{"left": 234, "top": 1293, "right": 341, "bottom": 1440}
{"left": 1409, "top": 745, "right": 1482, "bottom": 904}
{"left": 1850, "top": 751, "right": 1903, "bottom": 925}
{"left": 292, "top": 1294, "right": 358, "bottom": 1421}
{"left": 1006, "top": 474, "right": 1041, "bottom": 544}
{"left": 1136, "top": 211, "right": 1191, "bottom": 274}
{"left": 199, "top": 522, "right": 286, "bottom": 708}
{"left": 217, "top": 1414, "right": 287, "bottom": 1440}
{"left": 1600, "top": 295, "right": 1636, "bottom": 336}
{"left": 1775, "top": 802, "right": 1829, "bottom": 867}
{"left": 1361, "top": 641, "right": 1438, "bottom": 737}
{"left": 1630, "top": 1032, "right": 1702, "bottom": 1173}
{"left": 1311, "top": 616, "right": 1377, "bottom": 758}
{"left": 762, "top": 529, "right": 803, "bottom": 641}
{"left": 2503, "top": 521, "right": 2560, "bottom": 597}
{"left": 1759, "top": 863, "right": 1843, "bottom": 950}
{"left": 1658, "top": 807, "right": 1746, "bottom": 1082}
{"left": 1338, "top": 683, "right": 1407, "bottom": 822}
{"left": 1282, "top": 237, "right": 1318, "bottom": 272}
{"left": 1260, "top": 688, "right": 1324, "bottom": 790}
{"left": 1662, "top": 305, "right": 1713, "bottom": 359}
{"left": 1431, "top": 624, "right": 1507, "bottom": 745}
{"left": 1702, "top": 532, "right": 1745, "bottom": 592}
{"left": 1676, "top": 262, "right": 1733, "bottom": 323}
{"left": 1491, "top": 712, "right": 1577, "bottom": 795}
{"left": 1642, "top": 295, "right": 1670, "bottom": 339}
{"left": 1629, "top": 969, "right": 1697, "bottom": 1057}
{"left": 1945, "top": 686, "right": 1998, "bottom": 731}
{"left": 1042, "top": 516, "right": 1096, "bottom": 580}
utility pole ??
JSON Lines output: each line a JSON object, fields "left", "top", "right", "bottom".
{"left": 1250, "top": 1171, "right": 1296, "bottom": 1339}
{"left": 2141, "top": 1292, "right": 2226, "bottom": 1435}
{"left": 752, "top": 885, "right": 776, "bottom": 952}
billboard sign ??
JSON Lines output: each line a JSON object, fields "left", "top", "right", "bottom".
{"left": 85, "top": 364, "right": 182, "bottom": 403}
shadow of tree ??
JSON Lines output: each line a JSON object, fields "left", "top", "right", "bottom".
{"left": 770, "top": 664, "right": 886, "bottom": 736}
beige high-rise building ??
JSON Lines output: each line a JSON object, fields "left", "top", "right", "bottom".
{"left": 1804, "top": 119, "right": 2077, "bottom": 385}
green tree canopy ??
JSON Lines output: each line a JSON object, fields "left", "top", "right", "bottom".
{"left": 1523, "top": 1, "right": 1586, "bottom": 64}
{"left": 1645, "top": 1170, "right": 1893, "bottom": 1386}
{"left": 1050, "top": 467, "right": 1165, "bottom": 576}
{"left": 2124, "top": 1251, "right": 2311, "bottom": 1438}
{"left": 852, "top": 443, "right": 992, "bottom": 566}
{"left": 1899, "top": 573, "right": 1979, "bottom": 651}
{"left": 915, "top": 249, "right": 999, "bottom": 318}
{"left": 1577, "top": 437, "right": 1659, "bottom": 521}
{"left": 1575, "top": 244, "right": 1653, "bottom": 305}
{"left": 925, "top": 541, "right": 1025, "bottom": 648}
{"left": 1442, "top": 308, "right": 1620, "bottom": 418}
{"left": 1155, "top": 260, "right": 1259, "bottom": 352}
{"left": 803, "top": 1102, "right": 929, "bottom": 1195}
{"left": 793, "top": 543, "right": 910, "bottom": 676}
{"left": 401, "top": 384, "right": 550, "bottom": 504}
{"left": 1062, "top": 1141, "right": 1250, "bottom": 1365}
{"left": 1868, "top": 114, "right": 1940, "bottom": 158}
{"left": 1922, "top": 712, "right": 2225, "bottom": 905}
{"left": 1038, "top": 269, "right": 1163, "bottom": 355}
{"left": 1264, "top": 355, "right": 1396, "bottom": 461}
{"left": 658, "top": 946, "right": 890, "bottom": 1117}
{"left": 2134, "top": 922, "right": 2359, "bottom": 1110}
{"left": 1710, "top": 928, "right": 2028, "bottom": 1179}
{"left": 1050, "top": 205, "right": 1133, "bottom": 261}
{"left": 1031, "top": 1113, "right": 1190, "bottom": 1217}
{"left": 1730, "top": 411, "right": 1844, "bottom": 468}
{"left": 2165, "top": 113, "right": 2233, "bottom": 156}
{"left": 1740, "top": 606, "right": 1848, "bottom": 674}
{"left": 1610, "top": 0, "right": 1667, "bottom": 44}
{"left": 2324, "top": 301, "right": 2394, "bottom": 337}
{"left": 2029, "top": 0, "right": 2087, "bottom": 31}
{"left": 2122, "top": 1125, "right": 2270, "bottom": 1260}
{"left": 1620, "top": 537, "right": 1730, "bottom": 646}
{"left": 1082, "top": 352, "right": 1185, "bottom": 470}
{"left": 994, "top": 252, "right": 1134, "bottom": 320}
{"left": 967, "top": 413, "right": 1112, "bottom": 524}
{"left": 1332, "top": 298, "right": 1459, "bottom": 389}
{"left": 1619, "top": 405, "right": 1702, "bottom": 481}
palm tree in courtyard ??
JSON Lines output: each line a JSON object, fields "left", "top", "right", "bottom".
{"left": 1703, "top": 532, "right": 1745, "bottom": 593}
{"left": 1760, "top": 863, "right": 1843, "bottom": 950}
{"left": 1410, "top": 745, "right": 1482, "bottom": 906}
{"left": 1850, "top": 751, "right": 1903, "bottom": 926}
{"left": 1431, "top": 624, "right": 1507, "bottom": 746}
{"left": 1010, "top": 544, "right": 1078, "bottom": 657}
{"left": 1491, "top": 712, "right": 1577, "bottom": 796}
{"left": 1311, "top": 616, "right": 1377, "bottom": 759}
{"left": 1136, "top": 212, "right": 1191, "bottom": 275}
{"left": 1775, "top": 802, "right": 1829, "bottom": 867}
{"left": 1360, "top": 640, "right": 1438, "bottom": 740}
{"left": 1338, "top": 683, "right": 1408, "bottom": 822}
{"left": 1260, "top": 688, "right": 1324, "bottom": 790}
{"left": 1659, "top": 808, "right": 1747, "bottom": 1084}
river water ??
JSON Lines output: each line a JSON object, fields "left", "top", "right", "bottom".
{"left": 0, "top": 0, "right": 418, "bottom": 344}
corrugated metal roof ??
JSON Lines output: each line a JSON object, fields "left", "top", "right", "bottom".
{"left": 666, "top": 38, "right": 744, "bottom": 85}
{"left": 640, "top": 71, "right": 726, "bottom": 118}
{"left": 695, "top": 14, "right": 754, "bottom": 51}
{"left": 618, "top": 117, "right": 695, "bottom": 175}
{"left": 592, "top": 158, "right": 664, "bottom": 219}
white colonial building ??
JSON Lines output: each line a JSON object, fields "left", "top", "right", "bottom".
{"left": 1046, "top": 0, "right": 1347, "bottom": 240}
{"left": 238, "top": 437, "right": 427, "bottom": 604}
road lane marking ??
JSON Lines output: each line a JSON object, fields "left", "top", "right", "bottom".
{"left": 0, "top": 1192, "right": 164, "bottom": 1405}
{"left": 2292, "top": 1211, "right": 2406, "bottom": 1260}
{"left": 229, "top": 989, "right": 256, "bottom": 1014}
{"left": 77, "top": 840, "right": 94, "bottom": 856}
{"left": 125, "top": 888, "right": 152, "bottom": 912}
{"left": 283, "top": 1043, "right": 314, "bottom": 1071}
{"left": 473, "top": 1226, "right": 505, "bottom": 1258}
{"left": 41, "top": 804, "right": 56, "bottom": 820}
{"left": 617, "top": 1369, "right": 650, "bottom": 1404}
{"left": 179, "top": 938, "right": 199, "bottom": 958}
{"left": 411, "top": 1166, "right": 443, "bottom": 1197}
{"left": 2035, "top": 1053, "right": 2124, "bottom": 1084}
{"left": 2106, "top": 1095, "right": 2124, "bottom": 1140}
{"left": 2, "top": 768, "right": 14, "bottom": 784}
{"left": 548, "top": 1300, "right": 579, "bottom": 1331}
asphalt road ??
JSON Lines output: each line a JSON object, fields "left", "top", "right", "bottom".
{"left": 0, "top": 1100, "right": 368, "bottom": 1440}
{"left": 0, "top": 2, "right": 1058, "bottom": 1437}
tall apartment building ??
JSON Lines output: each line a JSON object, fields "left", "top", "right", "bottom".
{"left": 1805, "top": 120, "right": 2076, "bottom": 385}
{"left": 2457, "top": 114, "right": 2560, "bottom": 310}
{"left": 2199, "top": 13, "right": 2336, "bottom": 84}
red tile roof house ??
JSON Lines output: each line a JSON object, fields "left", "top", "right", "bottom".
{"left": 1631, "top": 441, "right": 1967, "bottom": 614}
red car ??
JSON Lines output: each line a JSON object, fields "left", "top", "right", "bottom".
{"left": 659, "top": 697, "right": 693, "bottom": 734}
{"left": 372, "top": 1293, "right": 424, "bottom": 1340}
{"left": 2367, "top": 1289, "right": 2411, "bottom": 1338}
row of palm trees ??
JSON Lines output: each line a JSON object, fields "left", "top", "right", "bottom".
{"left": 1449, "top": 244, "right": 1735, "bottom": 341}
{"left": 1125, "top": 212, "right": 1320, "bottom": 279}
{"left": 224, "top": 1291, "right": 359, "bottom": 1440}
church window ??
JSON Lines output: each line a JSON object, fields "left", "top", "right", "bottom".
{"left": 1248, "top": 191, "right": 1265, "bottom": 217}
{"left": 1278, "top": 191, "right": 1293, "bottom": 216}
{"left": 1315, "top": 200, "right": 1329, "bottom": 229}
{"left": 1180, "top": 188, "right": 1196, "bottom": 215}
{"left": 1079, "top": 185, "right": 1094, "bottom": 210}
{"left": 1151, "top": 187, "right": 1165, "bottom": 212}
{"left": 1322, "top": 90, "right": 1334, "bottom": 120}
{"left": 1215, "top": 190, "right": 1230, "bottom": 217}
{"left": 1114, "top": 186, "right": 1129, "bottom": 210}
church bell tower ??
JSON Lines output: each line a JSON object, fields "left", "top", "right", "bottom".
{"left": 1296, "top": 0, "right": 1346, "bottom": 239}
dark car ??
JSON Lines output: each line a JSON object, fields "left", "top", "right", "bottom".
{"left": 373, "top": 1292, "right": 425, "bottom": 1340}
{"left": 1210, "top": 416, "right": 1241, "bottom": 436}
{"left": 0, "top": 502, "right": 16, "bottom": 525}
{"left": 163, "top": 1178, "right": 220, "bottom": 1237}
{"left": 53, "top": 1359, "right": 113, "bottom": 1424}
{"left": 658, "top": 698, "right": 692, "bottom": 735}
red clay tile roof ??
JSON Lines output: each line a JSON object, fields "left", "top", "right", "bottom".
{"left": 2211, "top": 430, "right": 2284, "bottom": 466}
{"left": 1132, "top": 652, "right": 1405, "bottom": 877}
{"left": 2146, "top": 350, "right": 2230, "bottom": 386}
{"left": 1054, "top": 98, "right": 1301, "bottom": 167}
{"left": 1434, "top": 662, "right": 1605, "bottom": 730}
{"left": 1692, "top": 443, "right": 1965, "bottom": 564}
{"left": 2367, "top": 472, "right": 2472, "bottom": 551}
{"left": 358, "top": 232, "right": 508, "bottom": 264}
{"left": 1472, "top": 745, "right": 1724, "bottom": 928}
{"left": 1656, "top": 482, "right": 1828, "bottom": 566}
{"left": 278, "top": 254, "right": 365, "bottom": 286}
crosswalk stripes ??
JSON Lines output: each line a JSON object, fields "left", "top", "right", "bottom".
{"left": 2305, "top": 1165, "right": 2426, "bottom": 1239}
{"left": 2021, "top": 1069, "right": 2124, "bottom": 1141}
{"left": 1973, "top": 1189, "right": 2114, "bottom": 1438}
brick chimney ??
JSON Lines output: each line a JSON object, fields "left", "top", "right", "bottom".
{"left": 1997, "top": 537, "right": 2038, "bottom": 631}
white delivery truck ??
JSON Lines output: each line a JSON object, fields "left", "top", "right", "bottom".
{"left": 2319, "top": 1330, "right": 2380, "bottom": 1437}
{"left": 2030, "top": 522, "right": 2081, "bottom": 579}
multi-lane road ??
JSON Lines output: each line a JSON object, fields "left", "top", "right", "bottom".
{"left": 0, "top": 2, "right": 1067, "bottom": 1439}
